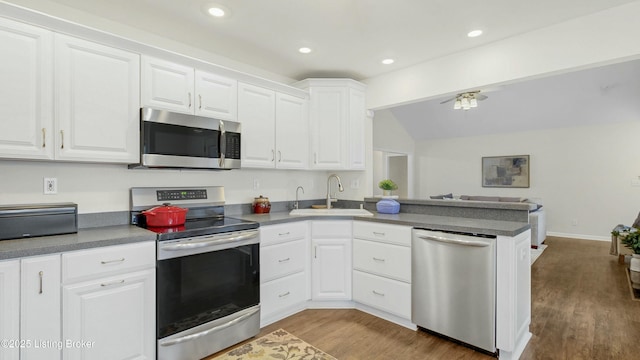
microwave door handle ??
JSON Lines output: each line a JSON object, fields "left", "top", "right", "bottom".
{"left": 219, "top": 120, "right": 226, "bottom": 168}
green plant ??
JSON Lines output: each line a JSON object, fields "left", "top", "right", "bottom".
{"left": 378, "top": 179, "right": 398, "bottom": 191}
{"left": 621, "top": 230, "right": 640, "bottom": 254}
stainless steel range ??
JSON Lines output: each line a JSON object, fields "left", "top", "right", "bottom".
{"left": 130, "top": 186, "right": 260, "bottom": 360}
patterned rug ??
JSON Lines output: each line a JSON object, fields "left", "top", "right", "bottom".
{"left": 211, "top": 329, "right": 337, "bottom": 360}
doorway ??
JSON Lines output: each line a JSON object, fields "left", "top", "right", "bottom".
{"left": 372, "top": 150, "right": 413, "bottom": 198}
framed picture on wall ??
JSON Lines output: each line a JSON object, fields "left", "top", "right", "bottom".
{"left": 482, "top": 155, "right": 530, "bottom": 188}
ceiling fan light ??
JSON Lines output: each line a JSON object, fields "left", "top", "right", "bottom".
{"left": 460, "top": 96, "right": 470, "bottom": 108}
{"left": 469, "top": 97, "right": 478, "bottom": 108}
{"left": 453, "top": 99, "right": 462, "bottom": 110}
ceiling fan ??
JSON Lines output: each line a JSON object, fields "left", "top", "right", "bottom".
{"left": 440, "top": 90, "right": 488, "bottom": 110}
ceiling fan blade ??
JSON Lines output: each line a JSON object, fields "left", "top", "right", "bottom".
{"left": 476, "top": 94, "right": 488, "bottom": 101}
{"left": 439, "top": 97, "right": 456, "bottom": 104}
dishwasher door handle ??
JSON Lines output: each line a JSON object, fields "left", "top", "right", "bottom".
{"left": 418, "top": 234, "right": 489, "bottom": 247}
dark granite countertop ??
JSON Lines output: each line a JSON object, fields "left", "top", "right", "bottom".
{"left": 235, "top": 211, "right": 530, "bottom": 237}
{"left": 0, "top": 225, "right": 156, "bottom": 260}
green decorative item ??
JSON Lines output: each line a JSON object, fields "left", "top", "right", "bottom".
{"left": 378, "top": 179, "right": 398, "bottom": 191}
{"left": 621, "top": 231, "right": 640, "bottom": 254}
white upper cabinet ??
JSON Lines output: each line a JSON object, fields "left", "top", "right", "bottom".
{"left": 141, "top": 56, "right": 238, "bottom": 120}
{"left": 195, "top": 70, "right": 238, "bottom": 120}
{"left": 238, "top": 82, "right": 276, "bottom": 168}
{"left": 275, "top": 93, "right": 309, "bottom": 169}
{"left": 295, "top": 79, "right": 366, "bottom": 170}
{"left": 239, "top": 83, "right": 309, "bottom": 169}
{"left": 0, "top": 17, "right": 53, "bottom": 160}
{"left": 55, "top": 34, "right": 140, "bottom": 163}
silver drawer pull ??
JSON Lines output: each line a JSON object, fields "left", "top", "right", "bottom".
{"left": 101, "top": 279, "right": 125, "bottom": 287}
{"left": 101, "top": 258, "right": 125, "bottom": 264}
{"left": 278, "top": 232, "right": 290, "bottom": 236}
{"left": 373, "top": 231, "right": 385, "bottom": 236}
{"left": 38, "top": 271, "right": 43, "bottom": 294}
{"left": 278, "top": 258, "right": 291, "bottom": 263}
{"left": 373, "top": 257, "right": 386, "bottom": 262}
{"left": 372, "top": 290, "right": 385, "bottom": 296}
{"left": 278, "top": 291, "right": 290, "bottom": 298}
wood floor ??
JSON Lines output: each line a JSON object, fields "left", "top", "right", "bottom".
{"left": 207, "top": 236, "right": 640, "bottom": 359}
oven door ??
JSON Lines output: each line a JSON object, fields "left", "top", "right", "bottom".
{"left": 135, "top": 107, "right": 241, "bottom": 169}
{"left": 157, "top": 230, "right": 259, "bottom": 339}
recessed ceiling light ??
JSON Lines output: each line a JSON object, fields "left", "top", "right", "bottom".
{"left": 298, "top": 47, "right": 312, "bottom": 54}
{"left": 208, "top": 7, "right": 225, "bottom": 17}
{"left": 467, "top": 29, "right": 483, "bottom": 38}
{"left": 382, "top": 59, "right": 395, "bottom": 65}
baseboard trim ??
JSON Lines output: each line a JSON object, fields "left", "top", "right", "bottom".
{"left": 546, "top": 232, "right": 609, "bottom": 242}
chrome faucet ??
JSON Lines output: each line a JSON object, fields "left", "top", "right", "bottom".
{"left": 326, "top": 174, "right": 344, "bottom": 209}
{"left": 294, "top": 186, "right": 304, "bottom": 209}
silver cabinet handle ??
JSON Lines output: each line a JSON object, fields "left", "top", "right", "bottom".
{"left": 60, "top": 130, "right": 64, "bottom": 149}
{"left": 271, "top": 149, "right": 275, "bottom": 162}
{"left": 188, "top": 92, "right": 192, "bottom": 108}
{"left": 278, "top": 291, "right": 290, "bottom": 298}
{"left": 278, "top": 150, "right": 282, "bottom": 162}
{"left": 101, "top": 258, "right": 125, "bottom": 264}
{"left": 101, "top": 279, "right": 125, "bottom": 287}
{"left": 278, "top": 232, "right": 290, "bottom": 236}
{"left": 418, "top": 235, "right": 489, "bottom": 247}
{"left": 373, "top": 257, "right": 386, "bottom": 262}
{"left": 278, "top": 258, "right": 290, "bottom": 263}
{"left": 373, "top": 231, "right": 385, "bottom": 236}
{"left": 41, "top": 128, "right": 46, "bottom": 148}
{"left": 372, "top": 290, "right": 385, "bottom": 296}
{"left": 314, "top": 246, "right": 317, "bottom": 259}
{"left": 198, "top": 94, "right": 202, "bottom": 109}
{"left": 314, "top": 152, "right": 317, "bottom": 164}
{"left": 160, "top": 307, "right": 259, "bottom": 347}
{"left": 38, "top": 271, "right": 43, "bottom": 294}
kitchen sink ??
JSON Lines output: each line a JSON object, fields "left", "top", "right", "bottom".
{"left": 289, "top": 208, "right": 374, "bottom": 216}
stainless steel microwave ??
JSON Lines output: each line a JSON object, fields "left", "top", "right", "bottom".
{"left": 130, "top": 108, "right": 241, "bottom": 170}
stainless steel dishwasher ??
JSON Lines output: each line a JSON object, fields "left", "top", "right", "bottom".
{"left": 412, "top": 228, "right": 497, "bottom": 354}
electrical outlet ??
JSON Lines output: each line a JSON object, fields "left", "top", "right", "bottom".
{"left": 44, "top": 178, "right": 57, "bottom": 194}
{"left": 350, "top": 180, "right": 359, "bottom": 189}
{"left": 253, "top": 178, "right": 260, "bottom": 190}
{"left": 571, "top": 219, "right": 578, "bottom": 226}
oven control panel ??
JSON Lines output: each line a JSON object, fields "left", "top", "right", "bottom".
{"left": 157, "top": 189, "right": 207, "bottom": 201}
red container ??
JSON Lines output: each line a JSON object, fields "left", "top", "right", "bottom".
{"left": 142, "top": 204, "right": 188, "bottom": 227}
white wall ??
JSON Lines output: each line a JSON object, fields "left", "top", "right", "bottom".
{"left": 0, "top": 160, "right": 353, "bottom": 213}
{"left": 364, "top": 1, "right": 640, "bottom": 110}
{"left": 415, "top": 121, "right": 640, "bottom": 240}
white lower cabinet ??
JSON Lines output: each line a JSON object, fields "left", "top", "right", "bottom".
{"left": 21, "top": 254, "right": 61, "bottom": 360}
{"left": 352, "top": 221, "right": 412, "bottom": 321}
{"left": 260, "top": 222, "right": 309, "bottom": 326}
{"left": 0, "top": 260, "right": 20, "bottom": 360}
{"left": 311, "top": 221, "right": 352, "bottom": 301}
{"left": 61, "top": 242, "right": 155, "bottom": 360}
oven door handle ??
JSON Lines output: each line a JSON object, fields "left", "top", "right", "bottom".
{"left": 159, "top": 306, "right": 260, "bottom": 347}
{"left": 160, "top": 230, "right": 259, "bottom": 251}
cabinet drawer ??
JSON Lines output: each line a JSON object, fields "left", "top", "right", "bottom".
{"left": 261, "top": 239, "right": 307, "bottom": 283}
{"left": 260, "top": 222, "right": 307, "bottom": 246}
{"left": 353, "top": 239, "right": 411, "bottom": 282}
{"left": 62, "top": 242, "right": 155, "bottom": 284}
{"left": 261, "top": 272, "right": 307, "bottom": 317}
{"left": 311, "top": 220, "right": 352, "bottom": 238}
{"left": 353, "top": 221, "right": 411, "bottom": 246}
{"left": 353, "top": 270, "right": 411, "bottom": 319}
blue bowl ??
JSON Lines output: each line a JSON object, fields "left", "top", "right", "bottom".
{"left": 376, "top": 199, "right": 400, "bottom": 214}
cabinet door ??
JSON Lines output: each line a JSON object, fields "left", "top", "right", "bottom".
{"left": 55, "top": 34, "right": 140, "bottom": 163}
{"left": 238, "top": 82, "right": 276, "bottom": 168}
{"left": 348, "top": 88, "right": 366, "bottom": 169}
{"left": 0, "top": 260, "right": 19, "bottom": 360}
{"left": 311, "top": 239, "right": 351, "bottom": 300}
{"left": 195, "top": 70, "right": 237, "bottom": 120}
{"left": 21, "top": 255, "right": 61, "bottom": 360}
{"left": 0, "top": 18, "right": 53, "bottom": 160}
{"left": 275, "top": 93, "right": 308, "bottom": 169}
{"left": 141, "top": 56, "right": 194, "bottom": 114}
{"left": 308, "top": 87, "right": 347, "bottom": 169}
{"left": 62, "top": 269, "right": 155, "bottom": 360}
